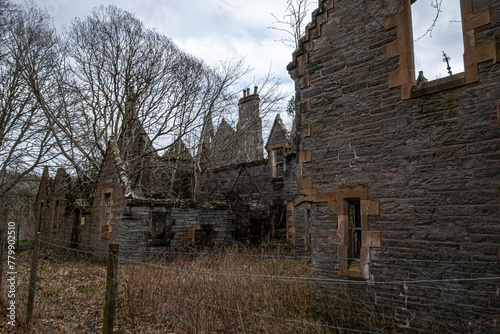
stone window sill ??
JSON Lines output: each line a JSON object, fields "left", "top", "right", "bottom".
{"left": 347, "top": 259, "right": 364, "bottom": 279}
{"left": 411, "top": 72, "right": 466, "bottom": 98}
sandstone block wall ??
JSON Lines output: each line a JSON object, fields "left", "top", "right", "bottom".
{"left": 289, "top": 0, "right": 500, "bottom": 331}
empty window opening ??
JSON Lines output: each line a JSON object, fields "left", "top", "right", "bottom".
{"left": 151, "top": 212, "right": 171, "bottom": 246}
{"left": 101, "top": 193, "right": 112, "bottom": 235}
{"left": 347, "top": 200, "right": 362, "bottom": 262}
{"left": 152, "top": 212, "right": 168, "bottom": 240}
{"left": 52, "top": 199, "right": 60, "bottom": 232}
{"left": 272, "top": 205, "right": 287, "bottom": 242}
{"left": 411, "top": 0, "right": 464, "bottom": 80}
{"left": 194, "top": 225, "right": 215, "bottom": 249}
{"left": 71, "top": 209, "right": 81, "bottom": 248}
{"left": 249, "top": 218, "right": 264, "bottom": 245}
{"left": 273, "top": 147, "right": 285, "bottom": 179}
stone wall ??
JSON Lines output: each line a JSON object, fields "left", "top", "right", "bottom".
{"left": 169, "top": 205, "right": 234, "bottom": 250}
{"left": 76, "top": 144, "right": 236, "bottom": 257}
{"left": 81, "top": 147, "right": 129, "bottom": 254}
{"left": 206, "top": 154, "right": 301, "bottom": 245}
{"left": 79, "top": 202, "right": 234, "bottom": 258}
{"left": 209, "top": 156, "right": 299, "bottom": 207}
{"left": 289, "top": 0, "right": 500, "bottom": 331}
{"left": 36, "top": 168, "right": 84, "bottom": 250}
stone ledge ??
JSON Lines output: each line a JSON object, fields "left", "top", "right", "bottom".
{"left": 411, "top": 73, "right": 466, "bottom": 98}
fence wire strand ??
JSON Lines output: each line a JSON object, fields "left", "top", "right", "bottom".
{"left": 4, "top": 235, "right": 499, "bottom": 333}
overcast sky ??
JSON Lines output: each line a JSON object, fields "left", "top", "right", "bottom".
{"left": 24, "top": 0, "right": 296, "bottom": 99}
{"left": 20, "top": 0, "right": 463, "bottom": 101}
{"left": 412, "top": 0, "right": 464, "bottom": 80}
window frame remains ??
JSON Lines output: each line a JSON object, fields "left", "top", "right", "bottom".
{"left": 52, "top": 197, "right": 60, "bottom": 233}
{"left": 347, "top": 199, "right": 362, "bottom": 263}
{"left": 100, "top": 187, "right": 113, "bottom": 239}
{"left": 385, "top": 0, "right": 493, "bottom": 99}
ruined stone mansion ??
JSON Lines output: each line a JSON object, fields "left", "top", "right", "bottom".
{"left": 35, "top": 0, "right": 499, "bottom": 331}
{"left": 35, "top": 86, "right": 303, "bottom": 255}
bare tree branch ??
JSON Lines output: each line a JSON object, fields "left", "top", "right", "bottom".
{"left": 269, "top": 0, "right": 312, "bottom": 49}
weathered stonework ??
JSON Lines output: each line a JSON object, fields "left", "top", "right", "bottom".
{"left": 288, "top": 0, "right": 500, "bottom": 331}
{"left": 35, "top": 166, "right": 91, "bottom": 250}
{"left": 34, "top": 89, "right": 303, "bottom": 258}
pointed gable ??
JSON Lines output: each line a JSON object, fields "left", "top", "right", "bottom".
{"left": 213, "top": 118, "right": 237, "bottom": 166}
{"left": 36, "top": 166, "right": 51, "bottom": 200}
{"left": 118, "top": 86, "right": 159, "bottom": 171}
{"left": 214, "top": 118, "right": 236, "bottom": 143}
{"left": 34, "top": 166, "right": 52, "bottom": 231}
{"left": 52, "top": 168, "right": 69, "bottom": 195}
{"left": 199, "top": 113, "right": 215, "bottom": 155}
{"left": 266, "top": 114, "right": 290, "bottom": 149}
{"left": 164, "top": 138, "right": 192, "bottom": 161}
{"left": 95, "top": 137, "right": 133, "bottom": 200}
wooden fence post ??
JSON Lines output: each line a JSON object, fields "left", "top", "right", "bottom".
{"left": 103, "top": 244, "right": 119, "bottom": 334}
{"left": 0, "top": 230, "right": 4, "bottom": 291}
{"left": 26, "top": 232, "right": 41, "bottom": 326}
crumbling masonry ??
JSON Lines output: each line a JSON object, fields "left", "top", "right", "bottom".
{"left": 288, "top": 0, "right": 499, "bottom": 331}
{"left": 34, "top": 0, "right": 500, "bottom": 330}
{"left": 35, "top": 88, "right": 303, "bottom": 256}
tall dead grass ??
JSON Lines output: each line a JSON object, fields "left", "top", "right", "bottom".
{"left": 117, "top": 246, "right": 320, "bottom": 333}
{"left": 3, "top": 245, "right": 391, "bottom": 333}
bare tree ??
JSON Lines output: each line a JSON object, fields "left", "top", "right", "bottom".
{"left": 0, "top": 0, "right": 58, "bottom": 208}
{"left": 5, "top": 2, "right": 286, "bottom": 203}
{"left": 269, "top": 0, "right": 312, "bottom": 49}
{"left": 9, "top": 5, "right": 234, "bottom": 195}
{"left": 413, "top": 0, "right": 443, "bottom": 42}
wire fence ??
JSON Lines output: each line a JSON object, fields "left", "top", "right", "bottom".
{"left": 1, "top": 234, "right": 499, "bottom": 333}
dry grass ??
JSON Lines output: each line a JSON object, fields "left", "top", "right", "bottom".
{"left": 1, "top": 244, "right": 402, "bottom": 333}
{"left": 3, "top": 243, "right": 497, "bottom": 333}
{"left": 116, "top": 246, "right": 319, "bottom": 333}
{"left": 0, "top": 245, "right": 106, "bottom": 333}
{"left": 1, "top": 245, "right": 351, "bottom": 333}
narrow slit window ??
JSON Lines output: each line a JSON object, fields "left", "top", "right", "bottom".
{"left": 52, "top": 199, "right": 60, "bottom": 232}
{"left": 273, "top": 147, "right": 285, "bottom": 179}
{"left": 101, "top": 192, "right": 112, "bottom": 235}
{"left": 411, "top": 0, "right": 464, "bottom": 80}
{"left": 347, "top": 200, "right": 362, "bottom": 262}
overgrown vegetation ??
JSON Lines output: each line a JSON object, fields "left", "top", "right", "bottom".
{"left": 1, "top": 246, "right": 394, "bottom": 333}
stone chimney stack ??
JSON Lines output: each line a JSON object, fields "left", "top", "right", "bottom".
{"left": 236, "top": 86, "right": 263, "bottom": 162}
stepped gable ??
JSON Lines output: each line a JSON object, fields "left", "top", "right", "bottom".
{"left": 287, "top": 0, "right": 500, "bottom": 331}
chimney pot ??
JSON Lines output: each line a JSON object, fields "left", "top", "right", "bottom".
{"left": 243, "top": 89, "right": 246, "bottom": 97}
{"left": 254, "top": 86, "right": 258, "bottom": 95}
{"left": 246, "top": 88, "right": 250, "bottom": 96}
